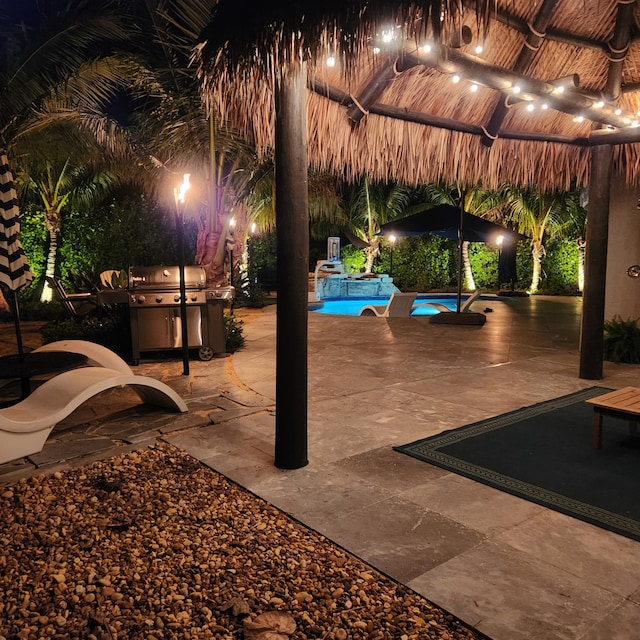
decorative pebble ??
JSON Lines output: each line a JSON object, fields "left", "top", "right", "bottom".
{"left": 0, "top": 444, "right": 483, "bottom": 639}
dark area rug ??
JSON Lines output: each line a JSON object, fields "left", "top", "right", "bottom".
{"left": 395, "top": 387, "right": 640, "bottom": 542}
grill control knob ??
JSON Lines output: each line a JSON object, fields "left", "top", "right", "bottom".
{"left": 155, "top": 295, "right": 163, "bottom": 303}
{"left": 174, "top": 294, "right": 181, "bottom": 302}
{"left": 137, "top": 295, "right": 146, "bottom": 304}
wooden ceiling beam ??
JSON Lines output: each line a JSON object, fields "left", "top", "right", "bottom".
{"left": 403, "top": 48, "right": 633, "bottom": 128}
{"left": 480, "top": 0, "right": 560, "bottom": 147}
{"left": 461, "top": 0, "right": 635, "bottom": 53}
{"left": 309, "top": 76, "right": 640, "bottom": 147}
{"left": 345, "top": 60, "right": 417, "bottom": 124}
{"left": 604, "top": 0, "right": 635, "bottom": 101}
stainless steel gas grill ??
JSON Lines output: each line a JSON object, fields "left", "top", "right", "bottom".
{"left": 127, "top": 265, "right": 234, "bottom": 365}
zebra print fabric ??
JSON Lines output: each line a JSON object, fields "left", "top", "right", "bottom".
{"left": 0, "top": 152, "right": 33, "bottom": 292}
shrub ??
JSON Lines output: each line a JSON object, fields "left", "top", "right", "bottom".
{"left": 603, "top": 315, "right": 640, "bottom": 364}
{"left": 224, "top": 313, "right": 245, "bottom": 352}
{"left": 40, "top": 311, "right": 132, "bottom": 358}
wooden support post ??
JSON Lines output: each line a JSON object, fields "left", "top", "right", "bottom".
{"left": 274, "top": 62, "right": 309, "bottom": 470}
{"left": 579, "top": 144, "right": 612, "bottom": 380}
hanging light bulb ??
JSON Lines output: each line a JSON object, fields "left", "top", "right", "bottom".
{"left": 326, "top": 55, "right": 336, "bottom": 67}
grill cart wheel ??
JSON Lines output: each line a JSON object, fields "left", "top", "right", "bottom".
{"left": 198, "top": 346, "right": 214, "bottom": 361}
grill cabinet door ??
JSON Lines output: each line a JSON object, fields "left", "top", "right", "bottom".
{"left": 171, "top": 307, "right": 204, "bottom": 347}
{"left": 136, "top": 307, "right": 174, "bottom": 350}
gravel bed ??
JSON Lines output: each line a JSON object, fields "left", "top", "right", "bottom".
{"left": 0, "top": 443, "right": 489, "bottom": 639}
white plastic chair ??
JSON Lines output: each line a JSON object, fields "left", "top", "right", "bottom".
{"left": 359, "top": 292, "right": 417, "bottom": 317}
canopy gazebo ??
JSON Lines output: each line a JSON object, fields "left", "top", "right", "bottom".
{"left": 196, "top": 0, "right": 640, "bottom": 468}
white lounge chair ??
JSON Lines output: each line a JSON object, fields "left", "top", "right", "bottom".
{"left": 416, "top": 289, "right": 481, "bottom": 314}
{"left": 359, "top": 292, "right": 417, "bottom": 317}
{"left": 0, "top": 366, "right": 188, "bottom": 465}
{"left": 33, "top": 340, "right": 133, "bottom": 374}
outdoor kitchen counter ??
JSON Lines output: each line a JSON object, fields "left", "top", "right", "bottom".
{"left": 97, "top": 289, "right": 130, "bottom": 306}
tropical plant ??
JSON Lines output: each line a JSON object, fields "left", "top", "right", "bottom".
{"left": 504, "top": 187, "right": 585, "bottom": 293}
{"left": 603, "top": 316, "right": 640, "bottom": 364}
{"left": 0, "top": 1, "right": 148, "bottom": 304}
{"left": 20, "top": 160, "right": 120, "bottom": 301}
{"left": 398, "top": 182, "right": 508, "bottom": 290}
{"left": 340, "top": 177, "right": 413, "bottom": 273}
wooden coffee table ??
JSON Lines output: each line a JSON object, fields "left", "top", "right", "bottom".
{"left": 585, "top": 387, "right": 640, "bottom": 449}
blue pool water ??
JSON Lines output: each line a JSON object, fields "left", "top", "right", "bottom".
{"left": 310, "top": 295, "right": 463, "bottom": 316}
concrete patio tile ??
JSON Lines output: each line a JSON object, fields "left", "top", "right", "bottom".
{"left": 494, "top": 509, "right": 640, "bottom": 598}
{"left": 321, "top": 495, "right": 486, "bottom": 584}
{"left": 407, "top": 540, "right": 621, "bottom": 640}
{"left": 331, "top": 445, "right": 450, "bottom": 492}
{"left": 401, "top": 471, "right": 546, "bottom": 535}
{"left": 579, "top": 600, "right": 640, "bottom": 640}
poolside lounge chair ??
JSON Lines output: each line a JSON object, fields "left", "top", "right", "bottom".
{"left": 359, "top": 292, "right": 417, "bottom": 317}
{"left": 416, "top": 289, "right": 482, "bottom": 314}
{"left": 426, "top": 289, "right": 486, "bottom": 325}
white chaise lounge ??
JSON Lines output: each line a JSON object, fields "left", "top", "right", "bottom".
{"left": 0, "top": 341, "right": 188, "bottom": 465}
{"left": 416, "top": 289, "right": 481, "bottom": 313}
{"left": 359, "top": 292, "right": 418, "bottom": 317}
{"left": 34, "top": 339, "right": 133, "bottom": 373}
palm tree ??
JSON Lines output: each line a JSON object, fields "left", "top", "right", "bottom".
{"left": 20, "top": 160, "right": 119, "bottom": 301}
{"left": 505, "top": 187, "right": 584, "bottom": 293}
{"left": 341, "top": 177, "right": 413, "bottom": 273}
{"left": 403, "top": 182, "right": 508, "bottom": 290}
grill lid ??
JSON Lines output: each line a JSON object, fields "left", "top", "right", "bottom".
{"left": 128, "top": 265, "right": 207, "bottom": 289}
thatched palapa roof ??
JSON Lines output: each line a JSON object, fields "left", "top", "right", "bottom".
{"left": 197, "top": 0, "right": 640, "bottom": 190}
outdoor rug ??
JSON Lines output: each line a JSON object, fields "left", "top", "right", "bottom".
{"left": 394, "top": 387, "right": 640, "bottom": 542}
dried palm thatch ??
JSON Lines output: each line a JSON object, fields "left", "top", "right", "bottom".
{"left": 197, "top": 0, "right": 640, "bottom": 190}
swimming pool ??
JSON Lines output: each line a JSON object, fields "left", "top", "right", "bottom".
{"left": 310, "top": 295, "right": 465, "bottom": 316}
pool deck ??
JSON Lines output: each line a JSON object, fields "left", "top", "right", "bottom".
{"left": 2, "top": 294, "right": 640, "bottom": 640}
